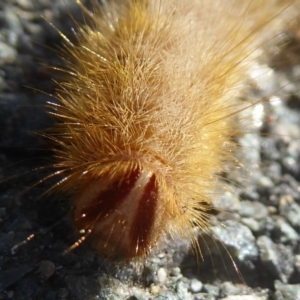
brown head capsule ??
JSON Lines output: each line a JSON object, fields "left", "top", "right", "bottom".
{"left": 74, "top": 167, "right": 164, "bottom": 259}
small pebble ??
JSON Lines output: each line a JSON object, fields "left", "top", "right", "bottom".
{"left": 211, "top": 220, "right": 258, "bottom": 262}
{"left": 7, "top": 291, "right": 14, "bottom": 299}
{"left": 241, "top": 218, "right": 260, "bottom": 232}
{"left": 150, "top": 285, "right": 161, "bottom": 295}
{"left": 176, "top": 281, "right": 191, "bottom": 300}
{"left": 275, "top": 218, "right": 299, "bottom": 244}
{"left": 190, "top": 279, "right": 203, "bottom": 293}
{"left": 279, "top": 196, "right": 300, "bottom": 228}
{"left": 0, "top": 42, "right": 17, "bottom": 64}
{"left": 0, "top": 207, "right": 6, "bottom": 218}
{"left": 170, "top": 267, "right": 181, "bottom": 277}
{"left": 203, "top": 284, "right": 219, "bottom": 297}
{"left": 153, "top": 291, "right": 178, "bottom": 300}
{"left": 239, "top": 201, "right": 268, "bottom": 220}
{"left": 257, "top": 235, "right": 294, "bottom": 283}
{"left": 157, "top": 268, "right": 167, "bottom": 284}
{"left": 274, "top": 280, "right": 300, "bottom": 300}
{"left": 219, "top": 282, "right": 242, "bottom": 297}
{"left": 257, "top": 176, "right": 274, "bottom": 189}
{"left": 37, "top": 260, "right": 55, "bottom": 281}
{"left": 220, "top": 296, "right": 267, "bottom": 300}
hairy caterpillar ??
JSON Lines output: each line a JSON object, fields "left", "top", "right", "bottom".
{"left": 1, "top": 0, "right": 300, "bottom": 299}
{"left": 45, "top": 0, "right": 299, "bottom": 260}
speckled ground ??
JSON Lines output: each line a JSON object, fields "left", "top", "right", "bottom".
{"left": 1, "top": 1, "right": 300, "bottom": 300}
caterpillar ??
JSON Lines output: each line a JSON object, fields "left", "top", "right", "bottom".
{"left": 1, "top": 0, "right": 300, "bottom": 299}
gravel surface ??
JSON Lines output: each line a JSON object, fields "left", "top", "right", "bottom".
{"left": 1, "top": 1, "right": 300, "bottom": 300}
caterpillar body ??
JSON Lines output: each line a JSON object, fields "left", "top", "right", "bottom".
{"left": 46, "top": 0, "right": 299, "bottom": 260}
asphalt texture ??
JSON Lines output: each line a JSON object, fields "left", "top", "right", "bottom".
{"left": 1, "top": 1, "right": 300, "bottom": 299}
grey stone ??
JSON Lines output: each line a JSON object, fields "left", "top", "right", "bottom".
{"left": 219, "top": 282, "right": 242, "bottom": 297}
{"left": 274, "top": 218, "right": 299, "bottom": 244}
{"left": 0, "top": 42, "right": 17, "bottom": 64}
{"left": 220, "top": 296, "right": 267, "bottom": 300}
{"left": 0, "top": 264, "right": 34, "bottom": 290}
{"left": 203, "top": 284, "right": 219, "bottom": 297}
{"left": 279, "top": 196, "right": 300, "bottom": 228}
{"left": 153, "top": 291, "right": 178, "bottom": 300}
{"left": 190, "top": 279, "right": 203, "bottom": 293}
{"left": 274, "top": 280, "right": 300, "bottom": 300}
{"left": 256, "top": 236, "right": 294, "bottom": 283}
{"left": 239, "top": 201, "right": 268, "bottom": 220}
{"left": 241, "top": 218, "right": 260, "bottom": 232}
{"left": 211, "top": 220, "right": 258, "bottom": 262}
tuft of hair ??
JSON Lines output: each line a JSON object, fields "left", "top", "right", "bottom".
{"left": 45, "top": 0, "right": 300, "bottom": 261}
